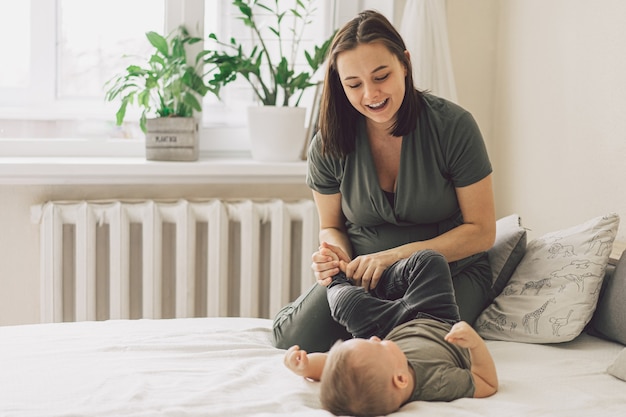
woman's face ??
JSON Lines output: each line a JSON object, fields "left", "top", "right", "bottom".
{"left": 335, "top": 42, "right": 407, "bottom": 130}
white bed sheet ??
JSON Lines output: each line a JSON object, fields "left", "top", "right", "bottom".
{"left": 1, "top": 317, "right": 625, "bottom": 417}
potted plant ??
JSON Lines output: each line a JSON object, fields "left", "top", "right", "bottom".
{"left": 204, "top": 0, "right": 334, "bottom": 161}
{"left": 105, "top": 25, "right": 219, "bottom": 161}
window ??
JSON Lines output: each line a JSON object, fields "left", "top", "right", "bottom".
{"left": 0, "top": 1, "right": 29, "bottom": 89}
{"left": 0, "top": 0, "right": 382, "bottom": 157}
{"left": 58, "top": 0, "right": 165, "bottom": 100}
{"left": 0, "top": 0, "right": 168, "bottom": 150}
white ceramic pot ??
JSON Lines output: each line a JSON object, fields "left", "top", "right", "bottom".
{"left": 247, "top": 106, "right": 307, "bottom": 162}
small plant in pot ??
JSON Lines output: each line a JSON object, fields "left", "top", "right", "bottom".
{"left": 204, "top": 0, "right": 335, "bottom": 161}
{"left": 105, "top": 25, "right": 220, "bottom": 161}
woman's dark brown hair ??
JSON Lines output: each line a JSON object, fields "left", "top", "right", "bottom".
{"left": 318, "top": 9, "right": 422, "bottom": 158}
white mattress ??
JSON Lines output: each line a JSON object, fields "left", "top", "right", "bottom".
{"left": 1, "top": 317, "right": 625, "bottom": 417}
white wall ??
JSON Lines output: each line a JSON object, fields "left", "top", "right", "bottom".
{"left": 447, "top": 0, "right": 498, "bottom": 155}
{"left": 447, "top": 0, "right": 625, "bottom": 243}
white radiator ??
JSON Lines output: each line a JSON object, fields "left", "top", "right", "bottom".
{"left": 34, "top": 199, "right": 319, "bottom": 323}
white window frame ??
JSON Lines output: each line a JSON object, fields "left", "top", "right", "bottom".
{"left": 0, "top": 0, "right": 394, "bottom": 159}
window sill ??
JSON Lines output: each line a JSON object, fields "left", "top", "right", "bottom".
{"left": 0, "top": 155, "right": 307, "bottom": 185}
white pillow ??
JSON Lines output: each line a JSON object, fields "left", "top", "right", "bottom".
{"left": 476, "top": 213, "right": 620, "bottom": 343}
{"left": 608, "top": 348, "right": 626, "bottom": 382}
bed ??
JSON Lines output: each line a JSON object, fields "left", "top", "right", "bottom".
{"left": 0, "top": 316, "right": 625, "bottom": 417}
{"left": 2, "top": 214, "right": 625, "bottom": 417}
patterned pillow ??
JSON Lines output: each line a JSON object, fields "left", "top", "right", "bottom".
{"left": 476, "top": 213, "right": 620, "bottom": 343}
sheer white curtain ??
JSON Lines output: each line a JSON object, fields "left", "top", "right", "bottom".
{"left": 400, "top": 0, "right": 458, "bottom": 102}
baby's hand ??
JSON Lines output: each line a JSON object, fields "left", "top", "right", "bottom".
{"left": 283, "top": 345, "right": 310, "bottom": 376}
{"left": 444, "top": 321, "right": 481, "bottom": 349}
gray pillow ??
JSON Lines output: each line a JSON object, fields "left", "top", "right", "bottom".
{"left": 486, "top": 214, "right": 527, "bottom": 300}
{"left": 591, "top": 251, "right": 626, "bottom": 345}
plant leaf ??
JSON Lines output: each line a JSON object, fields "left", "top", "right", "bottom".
{"left": 146, "top": 31, "right": 168, "bottom": 56}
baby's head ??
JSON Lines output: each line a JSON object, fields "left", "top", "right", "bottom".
{"left": 320, "top": 336, "right": 413, "bottom": 417}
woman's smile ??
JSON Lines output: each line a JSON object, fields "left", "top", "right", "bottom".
{"left": 367, "top": 98, "right": 389, "bottom": 110}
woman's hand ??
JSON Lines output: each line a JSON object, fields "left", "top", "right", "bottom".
{"left": 345, "top": 249, "right": 399, "bottom": 291}
{"left": 311, "top": 192, "right": 352, "bottom": 286}
{"left": 311, "top": 242, "right": 351, "bottom": 287}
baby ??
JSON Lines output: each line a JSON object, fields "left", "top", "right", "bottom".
{"left": 284, "top": 249, "right": 498, "bottom": 416}
{"left": 285, "top": 319, "right": 497, "bottom": 416}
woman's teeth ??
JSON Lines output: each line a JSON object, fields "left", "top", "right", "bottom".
{"left": 368, "top": 99, "right": 387, "bottom": 109}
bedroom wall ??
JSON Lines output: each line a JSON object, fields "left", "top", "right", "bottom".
{"left": 494, "top": 0, "right": 626, "bottom": 242}
{"left": 2, "top": 0, "right": 626, "bottom": 326}
{"left": 447, "top": 0, "right": 626, "bottom": 243}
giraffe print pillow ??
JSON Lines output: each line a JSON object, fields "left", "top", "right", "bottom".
{"left": 476, "top": 213, "right": 620, "bottom": 343}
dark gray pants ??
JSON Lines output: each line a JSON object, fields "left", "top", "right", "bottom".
{"left": 272, "top": 250, "right": 490, "bottom": 352}
{"left": 327, "top": 250, "right": 459, "bottom": 340}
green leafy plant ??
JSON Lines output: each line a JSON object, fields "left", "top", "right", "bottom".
{"left": 105, "top": 26, "right": 219, "bottom": 132}
{"left": 204, "top": 0, "right": 334, "bottom": 107}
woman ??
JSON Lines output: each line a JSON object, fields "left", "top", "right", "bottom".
{"left": 272, "top": 10, "right": 495, "bottom": 352}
